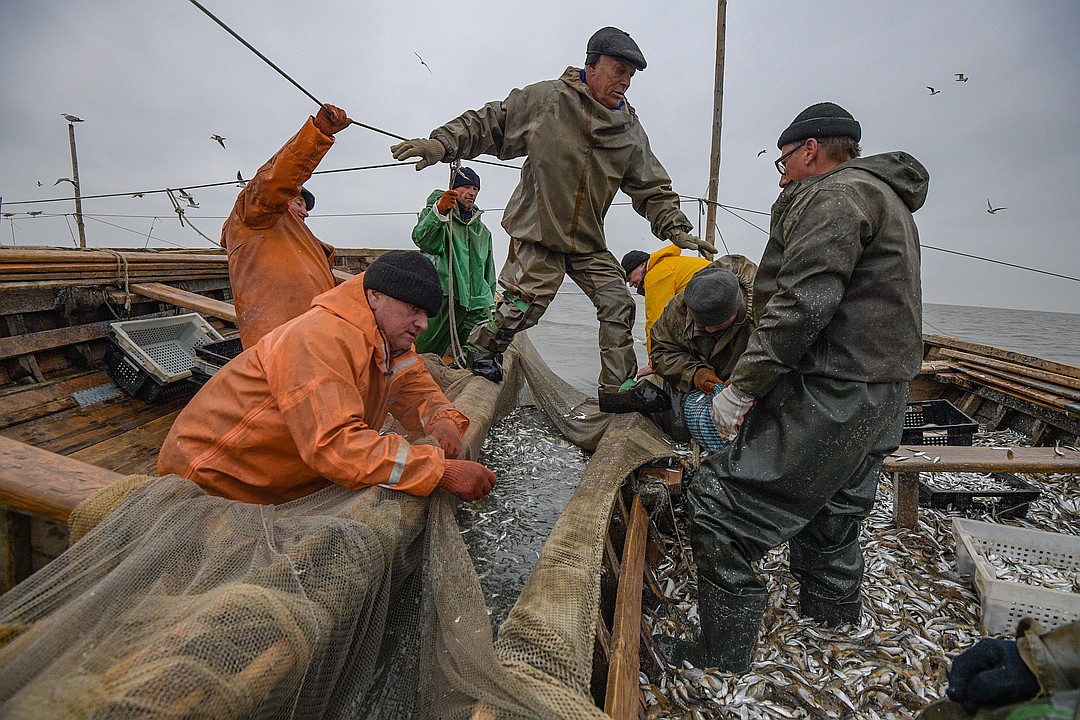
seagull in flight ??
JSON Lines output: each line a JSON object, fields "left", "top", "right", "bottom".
{"left": 36, "top": 181, "right": 43, "bottom": 187}
{"left": 211, "top": 134, "right": 227, "bottom": 149}
{"left": 54, "top": 177, "right": 78, "bottom": 188}
{"left": 28, "top": 211, "right": 43, "bottom": 216}
{"left": 61, "top": 113, "right": 83, "bottom": 123}
{"left": 236, "top": 170, "right": 248, "bottom": 188}
{"left": 756, "top": 149, "right": 768, "bottom": 156}
{"left": 131, "top": 192, "right": 145, "bottom": 198}
{"left": 413, "top": 52, "right": 432, "bottom": 73}
{"left": 926, "top": 86, "right": 940, "bottom": 95}
{"left": 955, "top": 73, "right": 968, "bottom": 82}
{"left": 987, "top": 199, "right": 1007, "bottom": 214}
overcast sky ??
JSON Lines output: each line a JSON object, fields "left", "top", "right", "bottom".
{"left": 2, "top": 1, "right": 1078, "bottom": 315}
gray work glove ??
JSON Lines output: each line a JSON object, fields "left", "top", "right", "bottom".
{"left": 670, "top": 231, "right": 717, "bottom": 256}
{"left": 710, "top": 383, "right": 754, "bottom": 438}
{"left": 390, "top": 138, "right": 446, "bottom": 170}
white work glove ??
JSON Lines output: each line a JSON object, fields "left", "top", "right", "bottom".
{"left": 670, "top": 231, "right": 718, "bottom": 257}
{"left": 389, "top": 138, "right": 446, "bottom": 170}
{"left": 710, "top": 383, "right": 755, "bottom": 438}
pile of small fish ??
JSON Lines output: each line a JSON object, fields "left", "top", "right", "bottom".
{"left": 982, "top": 551, "right": 1080, "bottom": 593}
{"left": 640, "top": 428, "right": 1080, "bottom": 719}
{"left": 460, "top": 405, "right": 590, "bottom": 628}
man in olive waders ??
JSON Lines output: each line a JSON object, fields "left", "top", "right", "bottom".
{"left": 674, "top": 102, "right": 928, "bottom": 673}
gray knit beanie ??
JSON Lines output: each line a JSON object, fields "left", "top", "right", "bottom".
{"left": 683, "top": 267, "right": 741, "bottom": 326}
{"left": 777, "top": 102, "right": 861, "bottom": 149}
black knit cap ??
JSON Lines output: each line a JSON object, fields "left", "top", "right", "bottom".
{"left": 683, "top": 267, "right": 741, "bottom": 326}
{"left": 586, "top": 27, "right": 647, "bottom": 70}
{"left": 452, "top": 166, "right": 480, "bottom": 190}
{"left": 621, "top": 250, "right": 650, "bottom": 276}
{"left": 777, "top": 102, "right": 861, "bottom": 149}
{"left": 299, "top": 187, "right": 315, "bottom": 211}
{"left": 363, "top": 250, "right": 443, "bottom": 317}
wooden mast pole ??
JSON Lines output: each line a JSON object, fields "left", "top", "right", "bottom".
{"left": 703, "top": 0, "right": 727, "bottom": 258}
{"left": 66, "top": 121, "right": 87, "bottom": 248}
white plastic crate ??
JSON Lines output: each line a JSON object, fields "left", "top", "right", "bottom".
{"left": 107, "top": 313, "right": 223, "bottom": 384}
{"left": 952, "top": 518, "right": 1080, "bottom": 634}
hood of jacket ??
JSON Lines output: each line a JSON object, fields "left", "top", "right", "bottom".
{"left": 309, "top": 272, "right": 394, "bottom": 368}
{"left": 826, "top": 151, "right": 929, "bottom": 213}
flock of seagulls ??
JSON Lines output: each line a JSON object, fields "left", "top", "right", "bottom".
{"left": 926, "top": 72, "right": 970, "bottom": 95}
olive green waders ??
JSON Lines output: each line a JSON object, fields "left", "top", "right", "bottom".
{"left": 686, "top": 374, "right": 908, "bottom": 672}
{"left": 467, "top": 237, "right": 637, "bottom": 391}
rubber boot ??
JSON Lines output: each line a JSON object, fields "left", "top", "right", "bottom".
{"left": 799, "top": 589, "right": 861, "bottom": 627}
{"left": 465, "top": 349, "right": 503, "bottom": 383}
{"left": 597, "top": 381, "right": 672, "bottom": 414}
{"left": 661, "top": 577, "right": 767, "bottom": 674}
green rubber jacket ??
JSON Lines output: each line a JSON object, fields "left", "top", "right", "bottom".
{"left": 731, "top": 152, "right": 928, "bottom": 398}
{"left": 429, "top": 67, "right": 693, "bottom": 254}
{"left": 412, "top": 189, "right": 496, "bottom": 312}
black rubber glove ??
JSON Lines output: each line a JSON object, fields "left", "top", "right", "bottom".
{"left": 946, "top": 638, "right": 1040, "bottom": 714}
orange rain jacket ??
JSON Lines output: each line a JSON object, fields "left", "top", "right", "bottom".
{"left": 158, "top": 273, "right": 469, "bottom": 504}
{"left": 642, "top": 245, "right": 711, "bottom": 353}
{"left": 223, "top": 116, "right": 337, "bottom": 349}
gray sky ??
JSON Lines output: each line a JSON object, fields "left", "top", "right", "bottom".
{"left": 2, "top": 1, "right": 1078, "bottom": 314}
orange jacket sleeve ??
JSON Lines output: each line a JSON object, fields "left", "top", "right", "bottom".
{"left": 263, "top": 323, "right": 446, "bottom": 497}
{"left": 232, "top": 117, "right": 335, "bottom": 231}
{"left": 387, "top": 355, "right": 471, "bottom": 437}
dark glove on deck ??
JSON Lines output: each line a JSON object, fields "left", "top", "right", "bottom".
{"left": 946, "top": 638, "right": 1040, "bottom": 714}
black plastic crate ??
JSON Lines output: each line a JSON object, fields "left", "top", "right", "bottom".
{"left": 919, "top": 472, "right": 1041, "bottom": 519}
{"left": 902, "top": 400, "right": 978, "bottom": 446}
{"left": 194, "top": 337, "right": 243, "bottom": 367}
{"left": 105, "top": 342, "right": 195, "bottom": 404}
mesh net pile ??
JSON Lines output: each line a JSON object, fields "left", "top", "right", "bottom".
{"left": 0, "top": 332, "right": 677, "bottom": 719}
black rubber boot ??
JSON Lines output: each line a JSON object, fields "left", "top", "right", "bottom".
{"left": 660, "top": 578, "right": 767, "bottom": 674}
{"left": 465, "top": 349, "right": 503, "bottom": 383}
{"left": 698, "top": 578, "right": 767, "bottom": 673}
{"left": 799, "top": 590, "right": 861, "bottom": 626}
{"left": 597, "top": 381, "right": 672, "bottom": 414}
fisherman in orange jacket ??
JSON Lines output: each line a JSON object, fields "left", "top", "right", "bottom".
{"left": 159, "top": 251, "right": 496, "bottom": 504}
{"left": 223, "top": 103, "right": 352, "bottom": 349}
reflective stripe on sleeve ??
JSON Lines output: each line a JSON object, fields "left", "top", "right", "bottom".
{"left": 381, "top": 440, "right": 411, "bottom": 488}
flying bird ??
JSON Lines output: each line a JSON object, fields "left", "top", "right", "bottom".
{"left": 926, "top": 86, "right": 940, "bottom": 95}
{"left": 61, "top": 113, "right": 83, "bottom": 123}
{"left": 955, "top": 73, "right": 968, "bottom": 82}
{"left": 211, "top": 134, "right": 227, "bottom": 149}
{"left": 131, "top": 192, "right": 145, "bottom": 198}
{"left": 413, "top": 52, "right": 432, "bottom": 73}
{"left": 36, "top": 181, "right": 43, "bottom": 187}
{"left": 756, "top": 149, "right": 768, "bottom": 156}
{"left": 2, "top": 213, "right": 14, "bottom": 218}
{"left": 28, "top": 211, "right": 43, "bottom": 216}
{"left": 987, "top": 199, "right": 1007, "bottom": 214}
{"left": 236, "top": 170, "right": 248, "bottom": 187}
{"left": 54, "top": 177, "right": 78, "bottom": 188}
{"left": 178, "top": 188, "right": 199, "bottom": 208}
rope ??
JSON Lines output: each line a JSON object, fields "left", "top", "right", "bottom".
{"left": 101, "top": 248, "right": 132, "bottom": 313}
{"left": 444, "top": 162, "right": 466, "bottom": 367}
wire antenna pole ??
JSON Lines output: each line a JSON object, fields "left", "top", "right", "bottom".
{"left": 66, "top": 119, "right": 88, "bottom": 247}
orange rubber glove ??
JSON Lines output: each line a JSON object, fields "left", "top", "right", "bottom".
{"left": 428, "top": 417, "right": 462, "bottom": 459}
{"left": 313, "top": 104, "right": 351, "bottom": 136}
{"left": 693, "top": 367, "right": 723, "bottom": 394}
{"left": 439, "top": 459, "right": 496, "bottom": 501}
{"left": 436, "top": 190, "right": 459, "bottom": 215}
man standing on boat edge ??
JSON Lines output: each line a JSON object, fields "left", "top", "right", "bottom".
{"left": 223, "top": 103, "right": 351, "bottom": 349}
{"left": 158, "top": 250, "right": 496, "bottom": 505}
{"left": 677, "top": 103, "right": 928, "bottom": 672}
{"left": 389, "top": 26, "right": 716, "bottom": 406}
{"left": 410, "top": 166, "right": 497, "bottom": 362}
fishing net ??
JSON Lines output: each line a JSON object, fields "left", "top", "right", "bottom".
{"left": 0, "top": 332, "right": 677, "bottom": 719}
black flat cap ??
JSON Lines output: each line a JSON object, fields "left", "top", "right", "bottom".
{"left": 777, "top": 102, "right": 861, "bottom": 149}
{"left": 300, "top": 187, "right": 315, "bottom": 211}
{"left": 586, "top": 27, "right": 646, "bottom": 71}
{"left": 621, "top": 250, "right": 650, "bottom": 276}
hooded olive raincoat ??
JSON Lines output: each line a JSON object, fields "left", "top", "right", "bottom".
{"left": 689, "top": 152, "right": 929, "bottom": 632}
{"left": 648, "top": 254, "right": 757, "bottom": 392}
{"left": 222, "top": 117, "right": 337, "bottom": 349}
{"left": 430, "top": 67, "right": 694, "bottom": 254}
{"left": 158, "top": 273, "right": 468, "bottom": 505}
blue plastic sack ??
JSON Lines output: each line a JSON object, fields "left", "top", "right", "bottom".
{"left": 682, "top": 388, "right": 730, "bottom": 454}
